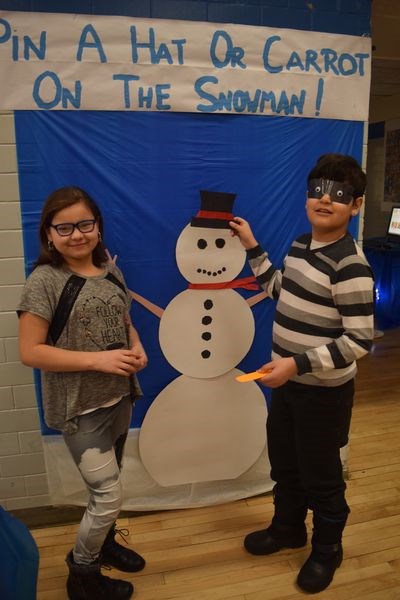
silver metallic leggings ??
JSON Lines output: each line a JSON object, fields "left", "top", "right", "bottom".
{"left": 63, "top": 395, "right": 132, "bottom": 565}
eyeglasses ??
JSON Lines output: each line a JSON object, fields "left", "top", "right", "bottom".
{"left": 307, "top": 179, "right": 355, "bottom": 205}
{"left": 50, "top": 219, "right": 97, "bottom": 236}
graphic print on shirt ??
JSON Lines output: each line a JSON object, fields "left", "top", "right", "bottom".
{"left": 78, "top": 293, "right": 129, "bottom": 350}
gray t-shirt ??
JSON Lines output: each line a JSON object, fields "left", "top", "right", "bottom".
{"left": 18, "top": 263, "right": 142, "bottom": 433}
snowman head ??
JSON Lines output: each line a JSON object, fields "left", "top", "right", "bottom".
{"left": 175, "top": 190, "right": 246, "bottom": 284}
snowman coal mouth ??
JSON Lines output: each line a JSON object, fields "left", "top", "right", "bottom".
{"left": 197, "top": 266, "right": 227, "bottom": 277}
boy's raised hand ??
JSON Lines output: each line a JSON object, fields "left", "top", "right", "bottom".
{"left": 229, "top": 217, "right": 259, "bottom": 250}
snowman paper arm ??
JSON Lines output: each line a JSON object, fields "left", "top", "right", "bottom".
{"left": 104, "top": 250, "right": 164, "bottom": 318}
{"left": 247, "top": 291, "right": 268, "bottom": 307}
{"left": 129, "top": 290, "right": 164, "bottom": 319}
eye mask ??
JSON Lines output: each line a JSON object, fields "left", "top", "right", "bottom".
{"left": 307, "top": 179, "right": 355, "bottom": 205}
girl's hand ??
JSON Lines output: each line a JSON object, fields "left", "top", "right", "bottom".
{"left": 19, "top": 312, "right": 147, "bottom": 375}
{"left": 257, "top": 357, "right": 298, "bottom": 388}
{"left": 130, "top": 341, "right": 148, "bottom": 372}
{"left": 229, "top": 217, "right": 259, "bottom": 250}
{"left": 92, "top": 349, "right": 143, "bottom": 376}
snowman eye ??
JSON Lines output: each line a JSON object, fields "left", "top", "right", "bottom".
{"left": 197, "top": 239, "right": 207, "bottom": 249}
{"left": 215, "top": 238, "right": 225, "bottom": 248}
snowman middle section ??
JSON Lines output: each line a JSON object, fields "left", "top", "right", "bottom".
{"left": 159, "top": 288, "right": 255, "bottom": 378}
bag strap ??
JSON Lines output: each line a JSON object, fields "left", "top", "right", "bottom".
{"left": 49, "top": 275, "right": 86, "bottom": 345}
{"left": 48, "top": 271, "right": 127, "bottom": 345}
{"left": 105, "top": 271, "right": 127, "bottom": 294}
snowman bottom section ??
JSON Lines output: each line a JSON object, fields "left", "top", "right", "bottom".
{"left": 138, "top": 369, "right": 267, "bottom": 487}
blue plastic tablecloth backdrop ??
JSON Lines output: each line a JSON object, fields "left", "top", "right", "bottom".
{"left": 364, "top": 245, "right": 400, "bottom": 330}
{"left": 0, "top": 506, "right": 39, "bottom": 600}
{"left": 15, "top": 110, "right": 363, "bottom": 434}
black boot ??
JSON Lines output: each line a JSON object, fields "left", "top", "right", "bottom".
{"left": 297, "top": 512, "right": 347, "bottom": 593}
{"left": 101, "top": 523, "right": 145, "bottom": 572}
{"left": 244, "top": 520, "right": 307, "bottom": 555}
{"left": 297, "top": 542, "right": 343, "bottom": 593}
{"left": 66, "top": 550, "right": 133, "bottom": 600}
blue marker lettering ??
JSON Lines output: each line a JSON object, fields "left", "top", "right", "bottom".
{"left": 33, "top": 71, "right": 82, "bottom": 109}
{"left": 23, "top": 32, "right": 46, "bottom": 60}
{"left": 131, "top": 27, "right": 157, "bottom": 63}
{"left": 195, "top": 76, "right": 219, "bottom": 111}
{"left": 233, "top": 90, "right": 260, "bottom": 113}
{"left": 0, "top": 18, "right": 11, "bottom": 44}
{"left": 315, "top": 77, "right": 324, "bottom": 116}
{"left": 61, "top": 82, "right": 82, "bottom": 108}
{"left": 286, "top": 51, "right": 305, "bottom": 72}
{"left": 154, "top": 42, "right": 174, "bottom": 65}
{"left": 171, "top": 39, "right": 186, "bottom": 65}
{"left": 1, "top": 19, "right": 46, "bottom": 61}
{"left": 292, "top": 90, "right": 306, "bottom": 115}
{"left": 77, "top": 24, "right": 107, "bottom": 63}
{"left": 130, "top": 27, "right": 185, "bottom": 65}
{"left": 337, "top": 52, "right": 358, "bottom": 75}
{"left": 138, "top": 87, "right": 153, "bottom": 108}
{"left": 354, "top": 53, "right": 369, "bottom": 76}
{"left": 12, "top": 35, "right": 18, "bottom": 61}
{"left": 320, "top": 49, "right": 339, "bottom": 75}
{"left": 276, "top": 91, "right": 291, "bottom": 114}
{"left": 155, "top": 84, "right": 171, "bottom": 110}
{"left": 113, "top": 74, "right": 141, "bottom": 109}
{"left": 262, "top": 36, "right": 282, "bottom": 73}
{"left": 138, "top": 85, "right": 171, "bottom": 109}
{"left": 304, "top": 49, "right": 321, "bottom": 73}
{"left": 210, "top": 31, "right": 246, "bottom": 69}
{"left": 195, "top": 76, "right": 305, "bottom": 116}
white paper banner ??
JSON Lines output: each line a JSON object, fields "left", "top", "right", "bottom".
{"left": 0, "top": 11, "right": 371, "bottom": 120}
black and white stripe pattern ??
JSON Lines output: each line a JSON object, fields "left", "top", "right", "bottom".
{"left": 247, "top": 233, "right": 375, "bottom": 387}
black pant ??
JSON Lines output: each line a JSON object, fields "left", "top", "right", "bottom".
{"left": 267, "top": 379, "right": 354, "bottom": 543}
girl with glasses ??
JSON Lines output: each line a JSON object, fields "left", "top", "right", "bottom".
{"left": 18, "top": 186, "right": 147, "bottom": 600}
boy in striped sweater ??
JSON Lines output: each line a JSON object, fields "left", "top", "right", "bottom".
{"left": 230, "top": 154, "right": 374, "bottom": 594}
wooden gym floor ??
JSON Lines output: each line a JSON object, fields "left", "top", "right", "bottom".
{"left": 31, "top": 327, "right": 400, "bottom": 599}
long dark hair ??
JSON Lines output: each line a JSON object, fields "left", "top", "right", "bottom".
{"left": 35, "top": 186, "right": 108, "bottom": 268}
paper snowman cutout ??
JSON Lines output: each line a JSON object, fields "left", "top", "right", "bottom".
{"left": 137, "top": 191, "right": 267, "bottom": 486}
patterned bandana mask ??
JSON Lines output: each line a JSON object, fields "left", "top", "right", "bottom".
{"left": 307, "top": 178, "right": 355, "bottom": 205}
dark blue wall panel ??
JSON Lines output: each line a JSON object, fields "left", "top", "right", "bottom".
{"left": 31, "top": 1, "right": 92, "bottom": 13}
{"left": 208, "top": 3, "right": 261, "bottom": 25}
{"left": 0, "top": 1, "right": 371, "bottom": 35}
{"left": 93, "top": 0, "right": 151, "bottom": 18}
{"left": 261, "top": 6, "right": 311, "bottom": 29}
{"left": 151, "top": 0, "right": 207, "bottom": 21}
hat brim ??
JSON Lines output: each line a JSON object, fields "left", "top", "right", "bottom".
{"left": 190, "top": 217, "right": 232, "bottom": 229}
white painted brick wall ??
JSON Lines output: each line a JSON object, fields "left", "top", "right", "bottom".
{"left": 0, "top": 110, "right": 50, "bottom": 509}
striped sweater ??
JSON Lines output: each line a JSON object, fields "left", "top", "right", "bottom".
{"left": 247, "top": 233, "right": 375, "bottom": 387}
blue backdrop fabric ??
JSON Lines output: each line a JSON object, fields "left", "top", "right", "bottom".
{"left": 0, "top": 506, "right": 39, "bottom": 600}
{"left": 364, "top": 245, "right": 400, "bottom": 330}
{"left": 15, "top": 110, "right": 364, "bottom": 435}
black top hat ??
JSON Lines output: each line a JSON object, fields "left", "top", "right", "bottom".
{"left": 191, "top": 190, "right": 236, "bottom": 229}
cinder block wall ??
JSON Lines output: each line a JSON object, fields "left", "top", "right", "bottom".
{"left": 0, "top": 110, "right": 50, "bottom": 509}
{"left": 0, "top": 0, "right": 372, "bottom": 509}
